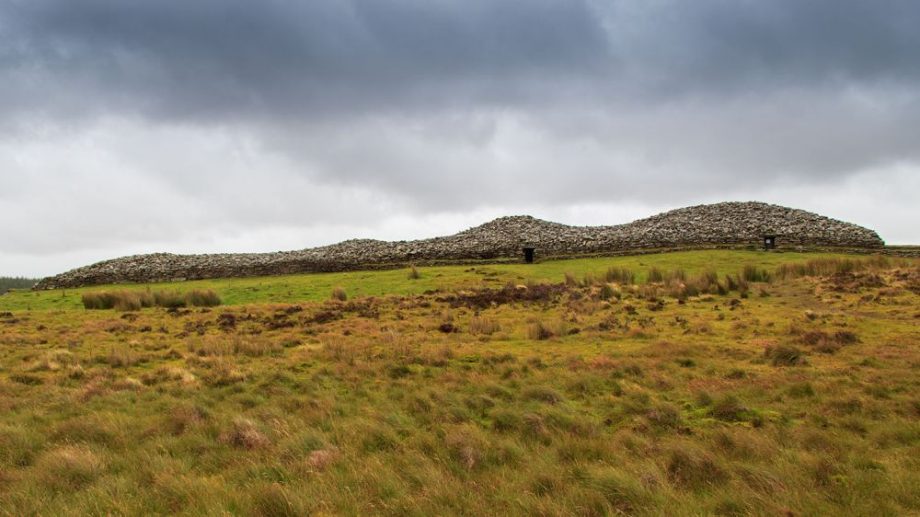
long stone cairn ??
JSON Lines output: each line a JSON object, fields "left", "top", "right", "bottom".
{"left": 35, "top": 201, "right": 885, "bottom": 289}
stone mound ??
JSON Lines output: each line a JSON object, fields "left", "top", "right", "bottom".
{"left": 34, "top": 201, "right": 883, "bottom": 289}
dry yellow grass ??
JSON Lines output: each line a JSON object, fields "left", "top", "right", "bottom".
{"left": 0, "top": 253, "right": 917, "bottom": 515}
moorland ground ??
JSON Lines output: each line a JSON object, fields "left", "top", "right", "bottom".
{"left": 0, "top": 250, "right": 918, "bottom": 516}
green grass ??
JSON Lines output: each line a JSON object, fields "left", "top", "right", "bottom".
{"left": 1, "top": 250, "right": 854, "bottom": 311}
{"left": 0, "top": 250, "right": 917, "bottom": 515}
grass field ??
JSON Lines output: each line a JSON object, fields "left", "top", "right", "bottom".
{"left": 0, "top": 250, "right": 918, "bottom": 515}
{"left": 1, "top": 250, "right": 852, "bottom": 311}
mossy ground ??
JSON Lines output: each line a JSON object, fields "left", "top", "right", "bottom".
{"left": 0, "top": 250, "right": 918, "bottom": 515}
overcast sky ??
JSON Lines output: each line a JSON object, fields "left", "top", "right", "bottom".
{"left": 2, "top": 0, "right": 919, "bottom": 277}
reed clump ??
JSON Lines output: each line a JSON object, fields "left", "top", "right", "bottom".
{"left": 82, "top": 289, "right": 221, "bottom": 311}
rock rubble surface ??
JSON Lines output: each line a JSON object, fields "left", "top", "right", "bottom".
{"left": 35, "top": 201, "right": 884, "bottom": 289}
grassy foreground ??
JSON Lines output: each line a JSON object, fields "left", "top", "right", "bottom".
{"left": 0, "top": 250, "right": 918, "bottom": 515}
{"left": 1, "top": 250, "right": 851, "bottom": 311}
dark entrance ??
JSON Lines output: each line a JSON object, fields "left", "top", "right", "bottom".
{"left": 523, "top": 247, "right": 535, "bottom": 263}
{"left": 763, "top": 235, "right": 776, "bottom": 250}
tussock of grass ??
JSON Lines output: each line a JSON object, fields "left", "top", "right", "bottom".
{"left": 645, "top": 404, "right": 682, "bottom": 430}
{"left": 80, "top": 291, "right": 112, "bottom": 310}
{"left": 765, "top": 344, "right": 806, "bottom": 366}
{"left": 186, "top": 289, "right": 222, "bottom": 307}
{"left": 724, "top": 274, "right": 750, "bottom": 296}
{"left": 35, "top": 446, "right": 104, "bottom": 491}
{"left": 251, "top": 482, "right": 306, "bottom": 517}
{"left": 741, "top": 264, "right": 771, "bottom": 282}
{"left": 710, "top": 395, "right": 758, "bottom": 423}
{"left": 51, "top": 416, "right": 123, "bottom": 448}
{"left": 165, "top": 405, "right": 208, "bottom": 436}
{"left": 666, "top": 447, "right": 729, "bottom": 489}
{"left": 0, "top": 424, "right": 43, "bottom": 468}
{"left": 153, "top": 290, "right": 186, "bottom": 308}
{"left": 788, "top": 382, "right": 816, "bottom": 398}
{"left": 26, "top": 350, "right": 76, "bottom": 372}
{"left": 188, "top": 336, "right": 282, "bottom": 357}
{"left": 521, "top": 385, "right": 564, "bottom": 404}
{"left": 605, "top": 267, "right": 635, "bottom": 284}
{"left": 598, "top": 283, "right": 620, "bottom": 300}
{"left": 564, "top": 272, "right": 577, "bottom": 286}
{"left": 587, "top": 466, "right": 653, "bottom": 514}
{"left": 201, "top": 359, "right": 246, "bottom": 386}
{"left": 800, "top": 329, "right": 860, "bottom": 353}
{"left": 527, "top": 319, "right": 567, "bottom": 340}
{"left": 444, "top": 425, "right": 489, "bottom": 470}
{"left": 82, "top": 289, "right": 220, "bottom": 310}
{"left": 220, "top": 418, "right": 269, "bottom": 449}
{"left": 774, "top": 255, "right": 895, "bottom": 280}
{"left": 305, "top": 447, "right": 340, "bottom": 472}
{"left": 330, "top": 286, "right": 347, "bottom": 301}
{"left": 106, "top": 346, "right": 138, "bottom": 368}
{"left": 650, "top": 267, "right": 766, "bottom": 300}
{"left": 468, "top": 315, "right": 500, "bottom": 336}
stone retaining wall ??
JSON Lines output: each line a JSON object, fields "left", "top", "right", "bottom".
{"left": 34, "top": 201, "right": 886, "bottom": 289}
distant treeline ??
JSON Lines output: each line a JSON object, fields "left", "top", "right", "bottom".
{"left": 0, "top": 277, "right": 37, "bottom": 294}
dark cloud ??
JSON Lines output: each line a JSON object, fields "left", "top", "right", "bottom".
{"left": 1, "top": 0, "right": 609, "bottom": 121}
{"left": 3, "top": 0, "right": 918, "bottom": 119}
{"left": 0, "top": 0, "right": 919, "bottom": 276}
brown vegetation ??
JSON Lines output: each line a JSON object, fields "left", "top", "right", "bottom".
{"left": 82, "top": 289, "right": 221, "bottom": 311}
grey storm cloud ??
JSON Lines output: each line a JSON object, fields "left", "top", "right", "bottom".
{"left": 3, "top": 0, "right": 919, "bottom": 120}
{"left": 1, "top": 0, "right": 609, "bottom": 121}
{"left": 1, "top": 0, "right": 919, "bottom": 276}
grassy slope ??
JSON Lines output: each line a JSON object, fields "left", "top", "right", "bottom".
{"left": 0, "top": 250, "right": 917, "bottom": 516}
{"left": 1, "top": 250, "right": 849, "bottom": 311}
